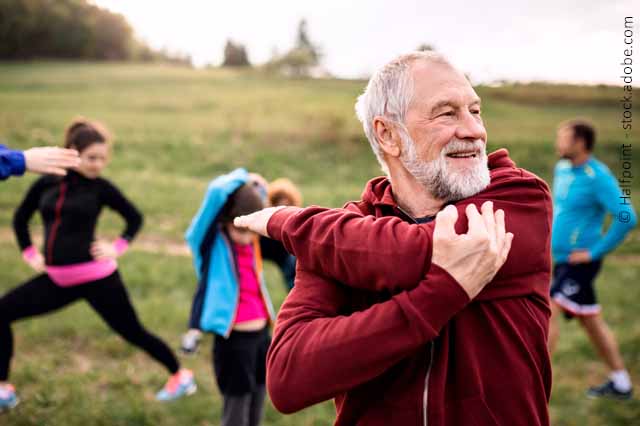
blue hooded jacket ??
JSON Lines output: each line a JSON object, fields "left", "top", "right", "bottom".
{"left": 185, "top": 168, "right": 275, "bottom": 337}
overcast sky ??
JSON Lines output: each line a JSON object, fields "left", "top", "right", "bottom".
{"left": 93, "top": 0, "right": 635, "bottom": 84}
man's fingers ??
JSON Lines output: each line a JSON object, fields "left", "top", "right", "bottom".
{"left": 480, "top": 201, "right": 496, "bottom": 243}
{"left": 434, "top": 204, "right": 459, "bottom": 239}
{"left": 499, "top": 232, "right": 514, "bottom": 265}
{"left": 465, "top": 203, "right": 486, "bottom": 236}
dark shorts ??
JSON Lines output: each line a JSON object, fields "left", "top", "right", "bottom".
{"left": 213, "top": 327, "right": 271, "bottom": 396}
{"left": 550, "top": 261, "right": 602, "bottom": 319}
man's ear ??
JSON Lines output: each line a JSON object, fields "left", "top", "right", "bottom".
{"left": 372, "top": 116, "right": 401, "bottom": 158}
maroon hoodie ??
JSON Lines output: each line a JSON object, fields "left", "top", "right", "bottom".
{"left": 266, "top": 149, "right": 552, "bottom": 426}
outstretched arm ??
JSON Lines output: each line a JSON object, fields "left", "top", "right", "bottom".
{"left": 235, "top": 172, "right": 550, "bottom": 293}
{"left": 268, "top": 206, "right": 432, "bottom": 292}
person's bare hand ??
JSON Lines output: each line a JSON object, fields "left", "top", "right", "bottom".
{"left": 90, "top": 240, "right": 118, "bottom": 260}
{"left": 23, "top": 147, "right": 80, "bottom": 176}
{"left": 25, "top": 250, "right": 45, "bottom": 272}
{"left": 234, "top": 206, "right": 287, "bottom": 237}
{"left": 568, "top": 249, "right": 591, "bottom": 264}
{"left": 431, "top": 201, "right": 514, "bottom": 299}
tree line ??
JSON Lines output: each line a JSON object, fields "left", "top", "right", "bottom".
{"left": 0, "top": 0, "right": 189, "bottom": 64}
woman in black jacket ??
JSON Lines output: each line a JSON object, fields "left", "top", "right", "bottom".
{"left": 0, "top": 118, "right": 195, "bottom": 412}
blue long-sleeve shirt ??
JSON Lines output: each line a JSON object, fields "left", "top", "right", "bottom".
{"left": 552, "top": 156, "right": 637, "bottom": 262}
{"left": 0, "top": 144, "right": 26, "bottom": 180}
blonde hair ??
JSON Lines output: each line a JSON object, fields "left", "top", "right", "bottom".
{"left": 268, "top": 178, "right": 303, "bottom": 207}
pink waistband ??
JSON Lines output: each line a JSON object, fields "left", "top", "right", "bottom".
{"left": 46, "top": 259, "right": 118, "bottom": 287}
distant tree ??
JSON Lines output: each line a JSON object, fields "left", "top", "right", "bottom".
{"left": 222, "top": 39, "right": 250, "bottom": 67}
{"left": 416, "top": 43, "right": 436, "bottom": 52}
{"left": 265, "top": 18, "right": 322, "bottom": 77}
{"left": 0, "top": 0, "right": 190, "bottom": 65}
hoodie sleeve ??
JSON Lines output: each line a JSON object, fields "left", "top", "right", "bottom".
{"left": 267, "top": 263, "right": 469, "bottom": 414}
{"left": 267, "top": 206, "right": 431, "bottom": 292}
{"left": 266, "top": 170, "right": 552, "bottom": 293}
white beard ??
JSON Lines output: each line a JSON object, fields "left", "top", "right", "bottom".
{"left": 399, "top": 133, "right": 490, "bottom": 202}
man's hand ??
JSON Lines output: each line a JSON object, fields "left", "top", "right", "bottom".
{"left": 568, "top": 249, "right": 591, "bottom": 264}
{"left": 432, "top": 201, "right": 514, "bottom": 299}
{"left": 90, "top": 240, "right": 118, "bottom": 260}
{"left": 23, "top": 147, "right": 80, "bottom": 176}
{"left": 234, "top": 206, "right": 287, "bottom": 237}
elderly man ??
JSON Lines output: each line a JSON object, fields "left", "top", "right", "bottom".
{"left": 236, "top": 52, "right": 552, "bottom": 426}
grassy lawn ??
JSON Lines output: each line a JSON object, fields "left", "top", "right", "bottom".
{"left": 0, "top": 62, "right": 638, "bottom": 425}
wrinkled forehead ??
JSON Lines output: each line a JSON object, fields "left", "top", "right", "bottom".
{"left": 408, "top": 60, "right": 480, "bottom": 111}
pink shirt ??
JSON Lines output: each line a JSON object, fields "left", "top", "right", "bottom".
{"left": 233, "top": 243, "right": 268, "bottom": 324}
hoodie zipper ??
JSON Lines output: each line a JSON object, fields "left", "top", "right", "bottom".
{"left": 423, "top": 342, "right": 434, "bottom": 426}
{"left": 46, "top": 181, "right": 67, "bottom": 265}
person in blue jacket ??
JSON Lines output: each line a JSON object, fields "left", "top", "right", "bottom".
{"left": 548, "top": 119, "right": 637, "bottom": 399}
{"left": 0, "top": 144, "right": 79, "bottom": 180}
{"left": 182, "top": 169, "right": 275, "bottom": 426}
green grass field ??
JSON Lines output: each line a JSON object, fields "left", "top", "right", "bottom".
{"left": 0, "top": 62, "right": 638, "bottom": 425}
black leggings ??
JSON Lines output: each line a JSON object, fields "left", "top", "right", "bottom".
{"left": 0, "top": 270, "right": 179, "bottom": 381}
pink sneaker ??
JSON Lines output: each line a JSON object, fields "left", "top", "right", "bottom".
{"left": 0, "top": 384, "right": 18, "bottom": 412}
{"left": 155, "top": 369, "right": 197, "bottom": 401}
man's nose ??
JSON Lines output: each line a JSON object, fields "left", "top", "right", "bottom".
{"left": 456, "top": 111, "right": 487, "bottom": 142}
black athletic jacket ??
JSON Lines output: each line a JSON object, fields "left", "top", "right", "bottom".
{"left": 12, "top": 170, "right": 143, "bottom": 266}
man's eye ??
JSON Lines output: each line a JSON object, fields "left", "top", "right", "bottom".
{"left": 471, "top": 109, "right": 481, "bottom": 115}
{"left": 439, "top": 111, "right": 455, "bottom": 117}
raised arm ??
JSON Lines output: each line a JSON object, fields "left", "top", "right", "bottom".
{"left": 244, "top": 169, "right": 550, "bottom": 293}
{"left": 267, "top": 204, "right": 513, "bottom": 412}
{"left": 267, "top": 206, "right": 431, "bottom": 292}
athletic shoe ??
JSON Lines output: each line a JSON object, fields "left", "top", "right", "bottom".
{"left": 180, "top": 330, "right": 202, "bottom": 355}
{"left": 587, "top": 380, "right": 633, "bottom": 400}
{"left": 0, "top": 384, "right": 19, "bottom": 412}
{"left": 155, "top": 369, "right": 197, "bottom": 401}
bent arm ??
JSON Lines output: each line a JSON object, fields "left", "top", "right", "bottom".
{"left": 12, "top": 177, "right": 45, "bottom": 251}
{"left": 589, "top": 173, "right": 638, "bottom": 259}
{"left": 267, "top": 206, "right": 432, "bottom": 292}
{"left": 102, "top": 180, "right": 143, "bottom": 243}
{"left": 266, "top": 174, "right": 551, "bottom": 293}
{"left": 266, "top": 264, "right": 469, "bottom": 413}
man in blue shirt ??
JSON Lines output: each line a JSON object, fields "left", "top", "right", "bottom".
{"left": 0, "top": 144, "right": 79, "bottom": 180}
{"left": 548, "top": 119, "right": 637, "bottom": 399}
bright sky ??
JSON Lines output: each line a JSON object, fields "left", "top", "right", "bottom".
{"left": 94, "top": 0, "right": 635, "bottom": 84}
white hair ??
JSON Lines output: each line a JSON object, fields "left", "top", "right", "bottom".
{"left": 354, "top": 51, "right": 452, "bottom": 175}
